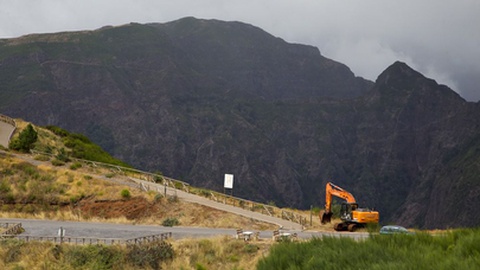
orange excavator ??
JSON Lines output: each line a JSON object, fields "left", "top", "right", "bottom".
{"left": 320, "top": 182, "right": 379, "bottom": 232}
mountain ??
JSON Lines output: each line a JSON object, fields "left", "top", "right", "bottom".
{"left": 1, "top": 17, "right": 479, "bottom": 229}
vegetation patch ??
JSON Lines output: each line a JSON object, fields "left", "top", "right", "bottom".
{"left": 257, "top": 228, "right": 480, "bottom": 269}
{"left": 0, "top": 239, "right": 174, "bottom": 269}
{"left": 44, "top": 125, "right": 129, "bottom": 167}
{"left": 162, "top": 217, "right": 180, "bottom": 227}
{"left": 9, "top": 124, "right": 38, "bottom": 153}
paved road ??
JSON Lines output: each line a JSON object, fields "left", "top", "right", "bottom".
{"left": 0, "top": 120, "right": 15, "bottom": 148}
{"left": 0, "top": 218, "right": 369, "bottom": 241}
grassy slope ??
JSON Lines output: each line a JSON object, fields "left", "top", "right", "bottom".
{"left": 1, "top": 120, "right": 280, "bottom": 269}
{"left": 4, "top": 120, "right": 478, "bottom": 269}
{"left": 2, "top": 120, "right": 277, "bottom": 229}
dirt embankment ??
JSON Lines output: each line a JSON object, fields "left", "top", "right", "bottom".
{"left": 72, "top": 195, "right": 276, "bottom": 230}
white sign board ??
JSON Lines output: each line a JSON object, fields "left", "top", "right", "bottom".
{"left": 224, "top": 174, "right": 234, "bottom": 189}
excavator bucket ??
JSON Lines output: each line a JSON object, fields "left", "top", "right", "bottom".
{"left": 320, "top": 210, "right": 333, "bottom": 224}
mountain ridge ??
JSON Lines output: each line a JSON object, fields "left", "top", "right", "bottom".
{"left": 0, "top": 18, "right": 479, "bottom": 229}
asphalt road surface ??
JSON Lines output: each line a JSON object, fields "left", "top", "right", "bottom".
{"left": 0, "top": 120, "right": 15, "bottom": 148}
{"left": 0, "top": 218, "right": 369, "bottom": 241}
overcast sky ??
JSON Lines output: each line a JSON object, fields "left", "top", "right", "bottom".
{"left": 1, "top": 0, "right": 479, "bottom": 101}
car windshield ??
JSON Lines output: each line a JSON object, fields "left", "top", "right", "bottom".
{"left": 380, "top": 226, "right": 409, "bottom": 233}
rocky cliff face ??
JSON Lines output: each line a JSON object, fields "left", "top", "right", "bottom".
{"left": 1, "top": 18, "right": 479, "bottom": 229}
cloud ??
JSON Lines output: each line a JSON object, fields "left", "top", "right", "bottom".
{"left": 0, "top": 0, "right": 478, "bottom": 100}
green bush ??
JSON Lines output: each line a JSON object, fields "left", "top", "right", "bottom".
{"left": 120, "top": 189, "right": 131, "bottom": 199}
{"left": 55, "top": 148, "right": 70, "bottom": 162}
{"left": 4, "top": 241, "right": 24, "bottom": 263}
{"left": 63, "top": 244, "right": 124, "bottom": 269}
{"left": 243, "top": 244, "right": 259, "bottom": 254}
{"left": 9, "top": 124, "right": 38, "bottom": 152}
{"left": 69, "top": 162, "right": 82, "bottom": 170}
{"left": 153, "top": 173, "right": 164, "bottom": 183}
{"left": 51, "top": 159, "right": 65, "bottom": 166}
{"left": 162, "top": 217, "right": 180, "bottom": 227}
{"left": 127, "top": 241, "right": 174, "bottom": 269}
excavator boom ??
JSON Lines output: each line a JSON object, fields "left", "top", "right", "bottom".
{"left": 320, "top": 182, "right": 356, "bottom": 224}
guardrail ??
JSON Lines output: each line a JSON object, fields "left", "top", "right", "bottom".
{"left": 0, "top": 114, "right": 16, "bottom": 127}
{"left": 0, "top": 223, "right": 23, "bottom": 236}
{"left": 1, "top": 232, "right": 172, "bottom": 246}
{"left": 29, "top": 149, "right": 308, "bottom": 227}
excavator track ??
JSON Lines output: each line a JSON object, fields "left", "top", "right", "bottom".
{"left": 347, "top": 223, "right": 357, "bottom": 232}
{"left": 334, "top": 223, "right": 347, "bottom": 231}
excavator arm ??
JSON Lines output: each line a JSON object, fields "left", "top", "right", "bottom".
{"left": 320, "top": 182, "right": 356, "bottom": 224}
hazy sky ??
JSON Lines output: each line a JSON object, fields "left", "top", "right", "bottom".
{"left": 1, "top": 0, "right": 479, "bottom": 101}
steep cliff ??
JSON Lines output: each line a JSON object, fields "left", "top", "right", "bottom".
{"left": 1, "top": 18, "right": 479, "bottom": 228}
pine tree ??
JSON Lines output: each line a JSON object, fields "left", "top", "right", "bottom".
{"left": 9, "top": 124, "right": 38, "bottom": 152}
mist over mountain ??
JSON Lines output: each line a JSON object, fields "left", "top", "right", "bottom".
{"left": 1, "top": 17, "right": 479, "bottom": 229}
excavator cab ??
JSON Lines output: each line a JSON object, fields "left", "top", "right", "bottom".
{"left": 340, "top": 203, "right": 358, "bottom": 221}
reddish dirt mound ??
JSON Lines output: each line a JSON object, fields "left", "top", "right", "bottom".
{"left": 78, "top": 196, "right": 159, "bottom": 220}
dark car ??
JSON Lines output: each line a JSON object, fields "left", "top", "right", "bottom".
{"left": 379, "top": 225, "right": 414, "bottom": 235}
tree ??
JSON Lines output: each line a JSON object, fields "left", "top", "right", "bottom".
{"left": 9, "top": 124, "right": 38, "bottom": 152}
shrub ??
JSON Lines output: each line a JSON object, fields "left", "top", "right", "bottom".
{"left": 45, "top": 125, "right": 69, "bottom": 137}
{"left": 127, "top": 241, "right": 174, "bottom": 269}
{"left": 64, "top": 244, "right": 123, "bottom": 269}
{"left": 154, "top": 193, "right": 164, "bottom": 202}
{"left": 120, "top": 189, "right": 131, "bottom": 199}
{"left": 69, "top": 162, "right": 82, "bottom": 170}
{"left": 153, "top": 173, "right": 164, "bottom": 183}
{"left": 162, "top": 217, "right": 180, "bottom": 227}
{"left": 167, "top": 195, "right": 179, "bottom": 203}
{"left": 34, "top": 154, "right": 50, "bottom": 161}
{"left": 243, "top": 244, "right": 259, "bottom": 254}
{"left": 0, "top": 180, "right": 11, "bottom": 193}
{"left": 9, "top": 124, "right": 38, "bottom": 152}
{"left": 4, "top": 241, "right": 24, "bottom": 263}
{"left": 55, "top": 148, "right": 70, "bottom": 162}
{"left": 51, "top": 159, "right": 65, "bottom": 166}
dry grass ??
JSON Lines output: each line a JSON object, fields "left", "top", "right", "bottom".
{"left": 0, "top": 236, "right": 279, "bottom": 270}
{"left": 0, "top": 241, "right": 57, "bottom": 270}
{"left": 165, "top": 236, "right": 274, "bottom": 270}
{"left": 0, "top": 150, "right": 276, "bottom": 230}
{"left": 2, "top": 119, "right": 289, "bottom": 233}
